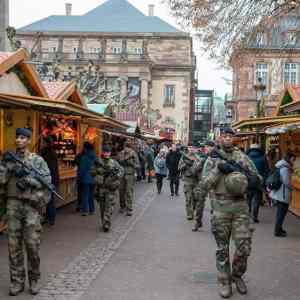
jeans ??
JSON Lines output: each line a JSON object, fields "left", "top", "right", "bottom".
{"left": 156, "top": 174, "right": 165, "bottom": 193}
{"left": 275, "top": 201, "right": 289, "bottom": 234}
{"left": 76, "top": 181, "right": 82, "bottom": 210}
{"left": 170, "top": 175, "right": 179, "bottom": 196}
{"left": 247, "top": 190, "right": 262, "bottom": 220}
{"left": 46, "top": 195, "right": 56, "bottom": 225}
{"left": 81, "top": 183, "right": 95, "bottom": 213}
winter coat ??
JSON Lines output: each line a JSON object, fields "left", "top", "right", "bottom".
{"left": 269, "top": 159, "right": 293, "bottom": 204}
{"left": 166, "top": 150, "right": 181, "bottom": 177}
{"left": 246, "top": 148, "right": 270, "bottom": 179}
{"left": 144, "top": 147, "right": 155, "bottom": 170}
{"left": 41, "top": 147, "right": 60, "bottom": 188}
{"left": 78, "top": 149, "right": 96, "bottom": 184}
{"left": 154, "top": 155, "right": 168, "bottom": 176}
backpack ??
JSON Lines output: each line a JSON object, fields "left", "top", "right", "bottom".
{"left": 266, "top": 167, "right": 282, "bottom": 191}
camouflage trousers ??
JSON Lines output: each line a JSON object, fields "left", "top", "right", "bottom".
{"left": 119, "top": 175, "right": 135, "bottom": 213}
{"left": 7, "top": 200, "right": 42, "bottom": 286}
{"left": 194, "top": 194, "right": 206, "bottom": 226}
{"left": 211, "top": 199, "right": 252, "bottom": 283}
{"left": 183, "top": 183, "right": 196, "bottom": 219}
{"left": 97, "top": 189, "right": 117, "bottom": 229}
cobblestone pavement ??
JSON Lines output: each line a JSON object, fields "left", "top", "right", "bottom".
{"left": 0, "top": 182, "right": 155, "bottom": 300}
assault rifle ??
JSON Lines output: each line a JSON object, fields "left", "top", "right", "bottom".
{"left": 95, "top": 158, "right": 119, "bottom": 178}
{"left": 3, "top": 151, "right": 65, "bottom": 202}
{"left": 214, "top": 150, "right": 261, "bottom": 191}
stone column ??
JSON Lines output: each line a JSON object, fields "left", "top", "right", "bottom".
{"left": 141, "top": 79, "right": 149, "bottom": 106}
{"left": 0, "top": 0, "right": 9, "bottom": 51}
{"left": 120, "top": 76, "right": 128, "bottom": 100}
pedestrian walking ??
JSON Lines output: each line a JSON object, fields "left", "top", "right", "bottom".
{"left": 78, "top": 142, "right": 96, "bottom": 216}
{"left": 92, "top": 145, "right": 124, "bottom": 232}
{"left": 137, "top": 147, "right": 146, "bottom": 181}
{"left": 154, "top": 149, "right": 168, "bottom": 194}
{"left": 269, "top": 152, "right": 295, "bottom": 237}
{"left": 41, "top": 136, "right": 60, "bottom": 226}
{"left": 195, "top": 128, "right": 261, "bottom": 298}
{"left": 144, "top": 142, "right": 155, "bottom": 183}
{"left": 179, "top": 149, "right": 198, "bottom": 220}
{"left": 246, "top": 144, "right": 270, "bottom": 223}
{"left": 118, "top": 140, "right": 140, "bottom": 216}
{"left": 0, "top": 128, "right": 51, "bottom": 296}
{"left": 166, "top": 144, "right": 181, "bottom": 197}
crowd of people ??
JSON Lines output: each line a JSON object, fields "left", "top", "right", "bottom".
{"left": 0, "top": 127, "right": 296, "bottom": 297}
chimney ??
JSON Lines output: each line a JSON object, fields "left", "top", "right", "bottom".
{"left": 148, "top": 4, "right": 154, "bottom": 17}
{"left": 65, "top": 3, "right": 72, "bottom": 16}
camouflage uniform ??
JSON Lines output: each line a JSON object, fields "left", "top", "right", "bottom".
{"left": 179, "top": 153, "right": 198, "bottom": 220}
{"left": 92, "top": 157, "right": 124, "bottom": 231}
{"left": 0, "top": 151, "right": 51, "bottom": 291}
{"left": 195, "top": 146, "right": 259, "bottom": 285}
{"left": 191, "top": 152, "right": 208, "bottom": 228}
{"left": 118, "top": 148, "right": 139, "bottom": 214}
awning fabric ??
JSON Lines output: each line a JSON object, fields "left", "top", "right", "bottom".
{"left": 265, "top": 121, "right": 300, "bottom": 135}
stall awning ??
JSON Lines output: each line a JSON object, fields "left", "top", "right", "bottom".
{"left": 85, "top": 117, "right": 128, "bottom": 131}
{"left": 0, "top": 93, "right": 104, "bottom": 119}
{"left": 265, "top": 120, "right": 300, "bottom": 135}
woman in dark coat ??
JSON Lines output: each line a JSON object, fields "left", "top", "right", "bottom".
{"left": 246, "top": 144, "right": 270, "bottom": 222}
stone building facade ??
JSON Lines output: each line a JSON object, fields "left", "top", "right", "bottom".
{"left": 0, "top": 0, "right": 9, "bottom": 51}
{"left": 228, "top": 11, "right": 300, "bottom": 122}
{"left": 16, "top": 0, "right": 195, "bottom": 143}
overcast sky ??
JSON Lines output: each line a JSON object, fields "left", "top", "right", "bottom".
{"left": 9, "top": 0, "right": 232, "bottom": 97}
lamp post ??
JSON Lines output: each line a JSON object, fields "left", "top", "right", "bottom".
{"left": 253, "top": 77, "right": 266, "bottom": 143}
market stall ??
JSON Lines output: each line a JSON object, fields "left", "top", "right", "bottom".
{"left": 265, "top": 121, "right": 300, "bottom": 216}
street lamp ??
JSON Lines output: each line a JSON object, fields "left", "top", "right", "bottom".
{"left": 253, "top": 77, "right": 266, "bottom": 143}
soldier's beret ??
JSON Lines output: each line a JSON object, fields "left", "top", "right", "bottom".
{"left": 16, "top": 128, "right": 32, "bottom": 138}
{"left": 102, "top": 145, "right": 111, "bottom": 153}
{"left": 221, "top": 127, "right": 235, "bottom": 136}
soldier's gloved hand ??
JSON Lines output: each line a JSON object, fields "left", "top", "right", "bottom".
{"left": 24, "top": 176, "right": 42, "bottom": 189}
{"left": 218, "top": 162, "right": 235, "bottom": 174}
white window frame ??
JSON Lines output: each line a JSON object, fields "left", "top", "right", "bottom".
{"left": 164, "top": 85, "right": 176, "bottom": 107}
{"left": 256, "top": 32, "right": 267, "bottom": 46}
{"left": 134, "top": 47, "right": 143, "bottom": 54}
{"left": 49, "top": 47, "right": 57, "bottom": 53}
{"left": 255, "top": 63, "right": 269, "bottom": 87}
{"left": 285, "top": 32, "right": 297, "bottom": 46}
{"left": 284, "top": 62, "right": 298, "bottom": 85}
{"left": 112, "top": 47, "right": 122, "bottom": 54}
{"left": 73, "top": 47, "right": 79, "bottom": 53}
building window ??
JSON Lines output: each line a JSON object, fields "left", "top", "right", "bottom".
{"left": 285, "top": 32, "right": 297, "bottom": 46}
{"left": 284, "top": 63, "right": 298, "bottom": 85}
{"left": 90, "top": 47, "right": 101, "bottom": 53}
{"left": 49, "top": 47, "right": 56, "bottom": 53}
{"left": 256, "top": 63, "right": 269, "bottom": 86}
{"left": 113, "top": 47, "right": 122, "bottom": 54}
{"left": 256, "top": 32, "right": 267, "bottom": 47}
{"left": 73, "top": 47, "right": 79, "bottom": 53}
{"left": 164, "top": 85, "right": 175, "bottom": 107}
{"left": 134, "top": 48, "right": 143, "bottom": 54}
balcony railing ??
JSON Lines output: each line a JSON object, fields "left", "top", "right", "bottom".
{"left": 32, "top": 52, "right": 150, "bottom": 63}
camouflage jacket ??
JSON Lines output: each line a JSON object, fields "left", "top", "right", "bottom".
{"left": 0, "top": 151, "right": 52, "bottom": 211}
{"left": 179, "top": 152, "right": 199, "bottom": 183}
{"left": 196, "top": 147, "right": 260, "bottom": 201}
{"left": 92, "top": 157, "right": 124, "bottom": 191}
{"left": 117, "top": 148, "right": 139, "bottom": 176}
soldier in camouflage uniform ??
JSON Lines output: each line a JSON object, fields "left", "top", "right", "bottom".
{"left": 179, "top": 149, "right": 199, "bottom": 221}
{"left": 0, "top": 128, "right": 51, "bottom": 296}
{"left": 195, "top": 128, "right": 260, "bottom": 298}
{"left": 118, "top": 141, "right": 139, "bottom": 216}
{"left": 92, "top": 145, "right": 124, "bottom": 232}
{"left": 191, "top": 143, "right": 209, "bottom": 231}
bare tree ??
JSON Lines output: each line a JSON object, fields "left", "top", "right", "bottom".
{"left": 165, "top": 0, "right": 300, "bottom": 65}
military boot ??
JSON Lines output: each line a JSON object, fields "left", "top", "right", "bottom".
{"left": 29, "top": 280, "right": 41, "bottom": 295}
{"left": 218, "top": 282, "right": 232, "bottom": 298}
{"left": 232, "top": 277, "right": 247, "bottom": 295}
{"left": 9, "top": 283, "right": 24, "bottom": 296}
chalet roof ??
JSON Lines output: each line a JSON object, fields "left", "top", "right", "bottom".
{"left": 0, "top": 49, "right": 48, "bottom": 97}
{"left": 18, "top": 0, "right": 181, "bottom": 34}
{"left": 43, "top": 80, "right": 87, "bottom": 107}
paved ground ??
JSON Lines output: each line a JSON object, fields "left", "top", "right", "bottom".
{"left": 0, "top": 181, "right": 300, "bottom": 300}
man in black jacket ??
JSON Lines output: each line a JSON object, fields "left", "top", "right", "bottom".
{"left": 166, "top": 144, "right": 182, "bottom": 197}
